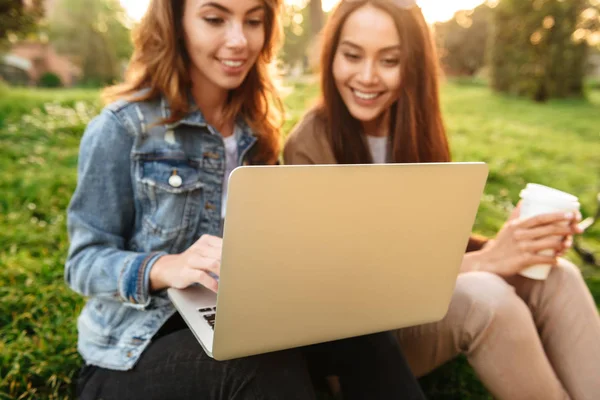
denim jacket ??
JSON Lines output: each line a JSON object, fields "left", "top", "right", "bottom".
{"left": 65, "top": 94, "right": 257, "bottom": 370}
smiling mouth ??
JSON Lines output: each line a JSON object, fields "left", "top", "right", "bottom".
{"left": 351, "top": 89, "right": 383, "bottom": 100}
{"left": 219, "top": 59, "right": 245, "bottom": 68}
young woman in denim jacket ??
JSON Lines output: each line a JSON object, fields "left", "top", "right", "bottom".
{"left": 284, "top": 1, "right": 600, "bottom": 399}
{"left": 66, "top": 0, "right": 427, "bottom": 399}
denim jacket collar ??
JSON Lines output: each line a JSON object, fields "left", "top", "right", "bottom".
{"left": 159, "top": 95, "right": 257, "bottom": 166}
{"left": 161, "top": 96, "right": 256, "bottom": 139}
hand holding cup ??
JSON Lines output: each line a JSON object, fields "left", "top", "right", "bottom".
{"left": 517, "top": 183, "right": 581, "bottom": 279}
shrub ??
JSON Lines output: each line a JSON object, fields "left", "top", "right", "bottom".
{"left": 38, "top": 72, "right": 63, "bottom": 88}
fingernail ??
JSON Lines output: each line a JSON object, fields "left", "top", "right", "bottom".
{"left": 564, "top": 212, "right": 574, "bottom": 219}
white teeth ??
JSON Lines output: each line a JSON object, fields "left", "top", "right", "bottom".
{"left": 353, "top": 90, "right": 379, "bottom": 100}
{"left": 221, "top": 60, "right": 244, "bottom": 67}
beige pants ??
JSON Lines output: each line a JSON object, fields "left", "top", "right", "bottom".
{"left": 397, "top": 259, "right": 600, "bottom": 400}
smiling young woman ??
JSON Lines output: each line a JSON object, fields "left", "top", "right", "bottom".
{"left": 284, "top": 1, "right": 600, "bottom": 399}
{"left": 66, "top": 1, "right": 427, "bottom": 399}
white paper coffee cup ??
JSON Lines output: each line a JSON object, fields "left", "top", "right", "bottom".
{"left": 518, "top": 183, "right": 580, "bottom": 280}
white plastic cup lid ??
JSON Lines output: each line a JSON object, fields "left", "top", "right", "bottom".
{"left": 520, "top": 183, "right": 580, "bottom": 209}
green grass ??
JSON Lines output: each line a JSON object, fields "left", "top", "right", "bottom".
{"left": 1, "top": 80, "right": 599, "bottom": 399}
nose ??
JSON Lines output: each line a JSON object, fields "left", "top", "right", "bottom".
{"left": 357, "top": 60, "right": 379, "bottom": 85}
{"left": 225, "top": 21, "right": 248, "bottom": 50}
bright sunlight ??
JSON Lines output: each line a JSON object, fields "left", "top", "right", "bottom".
{"left": 120, "top": 0, "right": 486, "bottom": 24}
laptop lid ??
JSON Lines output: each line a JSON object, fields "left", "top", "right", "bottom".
{"left": 211, "top": 162, "right": 488, "bottom": 360}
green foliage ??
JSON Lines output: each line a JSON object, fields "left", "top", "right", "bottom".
{"left": 0, "top": 87, "right": 99, "bottom": 128}
{"left": 0, "top": 89, "right": 101, "bottom": 399}
{"left": 419, "top": 357, "right": 491, "bottom": 399}
{"left": 489, "top": 0, "right": 591, "bottom": 101}
{"left": 435, "top": 5, "right": 492, "bottom": 76}
{"left": 48, "top": 0, "right": 133, "bottom": 85}
{"left": 586, "top": 76, "right": 600, "bottom": 90}
{"left": 0, "top": 81, "right": 598, "bottom": 399}
{"left": 589, "top": 276, "right": 600, "bottom": 304}
{"left": 281, "top": 79, "right": 320, "bottom": 134}
{"left": 38, "top": 72, "right": 63, "bottom": 88}
{"left": 0, "top": 0, "right": 43, "bottom": 48}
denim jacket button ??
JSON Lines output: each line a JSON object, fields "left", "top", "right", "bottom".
{"left": 168, "top": 174, "right": 183, "bottom": 188}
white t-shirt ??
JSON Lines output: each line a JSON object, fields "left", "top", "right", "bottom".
{"left": 222, "top": 132, "right": 239, "bottom": 218}
{"left": 366, "top": 135, "right": 388, "bottom": 164}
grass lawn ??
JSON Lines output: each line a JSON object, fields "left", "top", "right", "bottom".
{"left": 1, "top": 80, "right": 599, "bottom": 399}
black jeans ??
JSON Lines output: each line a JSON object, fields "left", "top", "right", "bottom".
{"left": 77, "top": 314, "right": 425, "bottom": 400}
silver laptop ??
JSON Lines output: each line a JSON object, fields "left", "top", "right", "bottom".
{"left": 168, "top": 162, "right": 488, "bottom": 361}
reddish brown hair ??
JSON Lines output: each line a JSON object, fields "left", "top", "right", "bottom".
{"left": 317, "top": 0, "right": 450, "bottom": 164}
{"left": 103, "top": 0, "right": 284, "bottom": 164}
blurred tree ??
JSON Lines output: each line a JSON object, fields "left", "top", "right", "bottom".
{"left": 489, "top": 0, "right": 598, "bottom": 101}
{"left": 576, "top": 0, "right": 600, "bottom": 49}
{"left": 0, "top": 0, "right": 43, "bottom": 49}
{"left": 435, "top": 4, "right": 491, "bottom": 76}
{"left": 281, "top": 2, "right": 312, "bottom": 68}
{"left": 48, "top": 0, "right": 132, "bottom": 86}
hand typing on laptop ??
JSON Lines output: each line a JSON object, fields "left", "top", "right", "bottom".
{"left": 150, "top": 234, "right": 222, "bottom": 293}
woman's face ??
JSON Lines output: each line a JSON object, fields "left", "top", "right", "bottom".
{"left": 182, "top": 0, "right": 266, "bottom": 91}
{"left": 332, "top": 5, "right": 402, "bottom": 126}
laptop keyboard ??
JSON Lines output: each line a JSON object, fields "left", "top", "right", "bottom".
{"left": 198, "top": 306, "right": 217, "bottom": 330}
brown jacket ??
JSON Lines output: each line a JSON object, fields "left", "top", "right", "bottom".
{"left": 284, "top": 108, "right": 337, "bottom": 165}
{"left": 283, "top": 108, "right": 489, "bottom": 252}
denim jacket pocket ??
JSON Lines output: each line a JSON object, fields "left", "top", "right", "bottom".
{"left": 135, "top": 153, "right": 205, "bottom": 252}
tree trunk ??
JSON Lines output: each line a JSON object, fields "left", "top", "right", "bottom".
{"left": 309, "top": 0, "right": 324, "bottom": 39}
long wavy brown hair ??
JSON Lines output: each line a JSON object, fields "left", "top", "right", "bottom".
{"left": 317, "top": 0, "right": 450, "bottom": 164}
{"left": 103, "top": 0, "right": 284, "bottom": 165}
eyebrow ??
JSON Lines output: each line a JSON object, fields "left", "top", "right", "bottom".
{"left": 199, "top": 2, "right": 265, "bottom": 14}
{"left": 339, "top": 40, "right": 401, "bottom": 53}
